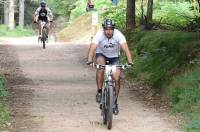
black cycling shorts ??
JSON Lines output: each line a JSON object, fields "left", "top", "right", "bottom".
{"left": 96, "top": 53, "right": 120, "bottom": 65}
{"left": 38, "top": 16, "right": 48, "bottom": 22}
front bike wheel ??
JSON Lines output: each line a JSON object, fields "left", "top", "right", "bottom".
{"left": 42, "top": 40, "right": 46, "bottom": 49}
{"left": 42, "top": 28, "right": 47, "bottom": 49}
{"left": 102, "top": 89, "right": 107, "bottom": 125}
{"left": 106, "top": 85, "right": 114, "bottom": 129}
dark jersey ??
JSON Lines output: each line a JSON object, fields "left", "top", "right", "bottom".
{"left": 35, "top": 7, "right": 52, "bottom": 22}
{"left": 38, "top": 9, "right": 48, "bottom": 21}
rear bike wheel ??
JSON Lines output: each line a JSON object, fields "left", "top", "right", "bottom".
{"left": 106, "top": 85, "right": 114, "bottom": 129}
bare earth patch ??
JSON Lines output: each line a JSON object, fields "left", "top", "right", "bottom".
{"left": 0, "top": 37, "right": 181, "bottom": 132}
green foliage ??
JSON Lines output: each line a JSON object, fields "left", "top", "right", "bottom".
{"left": 153, "top": 2, "right": 194, "bottom": 27}
{"left": 186, "top": 16, "right": 200, "bottom": 32}
{"left": 0, "top": 75, "right": 10, "bottom": 129}
{"left": 23, "top": 0, "right": 38, "bottom": 25}
{"left": 0, "top": 103, "right": 10, "bottom": 128}
{"left": 70, "top": 0, "right": 87, "bottom": 20}
{"left": 70, "top": 0, "right": 112, "bottom": 21}
{"left": 0, "top": 25, "right": 35, "bottom": 37}
{"left": 47, "top": 0, "right": 77, "bottom": 18}
{"left": 0, "top": 75, "right": 8, "bottom": 97}
{"left": 168, "top": 66, "right": 200, "bottom": 109}
{"left": 125, "top": 30, "right": 200, "bottom": 131}
{"left": 101, "top": 2, "right": 126, "bottom": 31}
{"left": 167, "top": 66, "right": 200, "bottom": 132}
{"left": 126, "top": 31, "right": 200, "bottom": 87}
{"left": 187, "top": 119, "right": 200, "bottom": 131}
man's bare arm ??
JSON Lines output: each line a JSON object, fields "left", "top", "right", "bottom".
{"left": 87, "top": 43, "right": 98, "bottom": 63}
{"left": 120, "top": 43, "right": 133, "bottom": 64}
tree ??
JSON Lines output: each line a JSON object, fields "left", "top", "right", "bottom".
{"left": 19, "top": 0, "right": 24, "bottom": 27}
{"left": 147, "top": 0, "right": 153, "bottom": 23}
{"left": 126, "top": 0, "right": 136, "bottom": 30}
{"left": 4, "top": 0, "right": 9, "bottom": 25}
{"left": 8, "top": 0, "right": 14, "bottom": 30}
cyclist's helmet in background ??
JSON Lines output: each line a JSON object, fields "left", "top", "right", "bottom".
{"left": 102, "top": 19, "right": 115, "bottom": 29}
{"left": 40, "top": 1, "right": 46, "bottom": 7}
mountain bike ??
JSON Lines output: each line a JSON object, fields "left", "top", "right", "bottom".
{"left": 38, "top": 20, "right": 48, "bottom": 49}
{"left": 95, "top": 64, "right": 130, "bottom": 129}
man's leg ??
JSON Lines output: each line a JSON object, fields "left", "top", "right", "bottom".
{"left": 37, "top": 20, "right": 42, "bottom": 37}
{"left": 34, "top": 16, "right": 40, "bottom": 35}
{"left": 113, "top": 69, "right": 121, "bottom": 100}
{"left": 46, "top": 21, "right": 50, "bottom": 36}
{"left": 112, "top": 69, "right": 121, "bottom": 115}
{"left": 96, "top": 55, "right": 105, "bottom": 103}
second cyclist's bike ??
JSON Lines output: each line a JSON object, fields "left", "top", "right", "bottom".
{"left": 38, "top": 20, "right": 48, "bottom": 49}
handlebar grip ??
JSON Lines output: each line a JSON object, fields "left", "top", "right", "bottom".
{"left": 86, "top": 61, "right": 93, "bottom": 65}
{"left": 128, "top": 62, "right": 134, "bottom": 66}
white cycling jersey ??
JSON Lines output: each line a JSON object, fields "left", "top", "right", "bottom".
{"left": 92, "top": 29, "right": 127, "bottom": 58}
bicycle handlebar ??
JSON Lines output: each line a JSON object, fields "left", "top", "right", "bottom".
{"left": 95, "top": 64, "right": 132, "bottom": 70}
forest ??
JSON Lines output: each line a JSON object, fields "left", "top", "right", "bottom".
{"left": 0, "top": 0, "right": 200, "bottom": 131}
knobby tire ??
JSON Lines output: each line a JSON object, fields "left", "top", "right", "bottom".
{"left": 106, "top": 85, "right": 113, "bottom": 129}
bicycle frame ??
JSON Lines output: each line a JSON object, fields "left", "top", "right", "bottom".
{"left": 40, "top": 21, "right": 46, "bottom": 36}
{"left": 96, "top": 64, "right": 128, "bottom": 85}
{"left": 38, "top": 21, "right": 47, "bottom": 49}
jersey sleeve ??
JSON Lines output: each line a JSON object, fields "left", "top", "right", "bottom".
{"left": 92, "top": 30, "right": 102, "bottom": 45}
{"left": 46, "top": 7, "right": 53, "bottom": 17}
{"left": 116, "top": 30, "right": 127, "bottom": 44}
{"left": 34, "top": 7, "right": 41, "bottom": 16}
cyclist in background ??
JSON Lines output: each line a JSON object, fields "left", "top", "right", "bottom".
{"left": 87, "top": 19, "right": 133, "bottom": 115}
{"left": 34, "top": 0, "right": 53, "bottom": 39}
{"left": 86, "top": 0, "right": 94, "bottom": 12}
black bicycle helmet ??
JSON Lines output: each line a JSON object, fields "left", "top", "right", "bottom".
{"left": 40, "top": 1, "right": 46, "bottom": 7}
{"left": 102, "top": 19, "right": 115, "bottom": 29}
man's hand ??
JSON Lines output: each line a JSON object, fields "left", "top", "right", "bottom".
{"left": 128, "top": 62, "right": 133, "bottom": 66}
{"left": 86, "top": 61, "right": 93, "bottom": 65}
{"left": 86, "top": 61, "right": 95, "bottom": 68}
{"left": 127, "top": 62, "right": 133, "bottom": 68}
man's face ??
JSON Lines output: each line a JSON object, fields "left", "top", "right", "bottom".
{"left": 104, "top": 27, "right": 114, "bottom": 39}
{"left": 41, "top": 6, "right": 45, "bottom": 10}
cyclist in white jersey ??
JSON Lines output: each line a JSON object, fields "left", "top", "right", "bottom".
{"left": 87, "top": 19, "right": 133, "bottom": 115}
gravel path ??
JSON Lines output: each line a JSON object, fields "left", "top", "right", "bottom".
{"left": 0, "top": 37, "right": 181, "bottom": 132}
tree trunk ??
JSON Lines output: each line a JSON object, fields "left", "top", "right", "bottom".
{"left": 4, "top": 0, "right": 9, "bottom": 25}
{"left": 140, "top": 0, "right": 144, "bottom": 25}
{"left": 8, "top": 0, "right": 15, "bottom": 30}
{"left": 197, "top": 0, "right": 200, "bottom": 13}
{"left": 147, "top": 0, "right": 153, "bottom": 22}
{"left": 19, "top": 0, "right": 25, "bottom": 27}
{"left": 126, "top": 0, "right": 136, "bottom": 30}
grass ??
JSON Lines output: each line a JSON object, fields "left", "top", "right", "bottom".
{"left": 0, "top": 103, "right": 10, "bottom": 128}
{"left": 57, "top": 13, "right": 92, "bottom": 42}
{"left": 167, "top": 66, "right": 200, "bottom": 132}
{"left": 0, "top": 75, "right": 10, "bottom": 129}
{"left": 0, "top": 76, "right": 8, "bottom": 98}
{"left": 125, "top": 30, "right": 200, "bottom": 131}
{"left": 0, "top": 25, "right": 35, "bottom": 37}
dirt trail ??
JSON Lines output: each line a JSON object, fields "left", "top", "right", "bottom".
{"left": 0, "top": 37, "right": 181, "bottom": 132}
